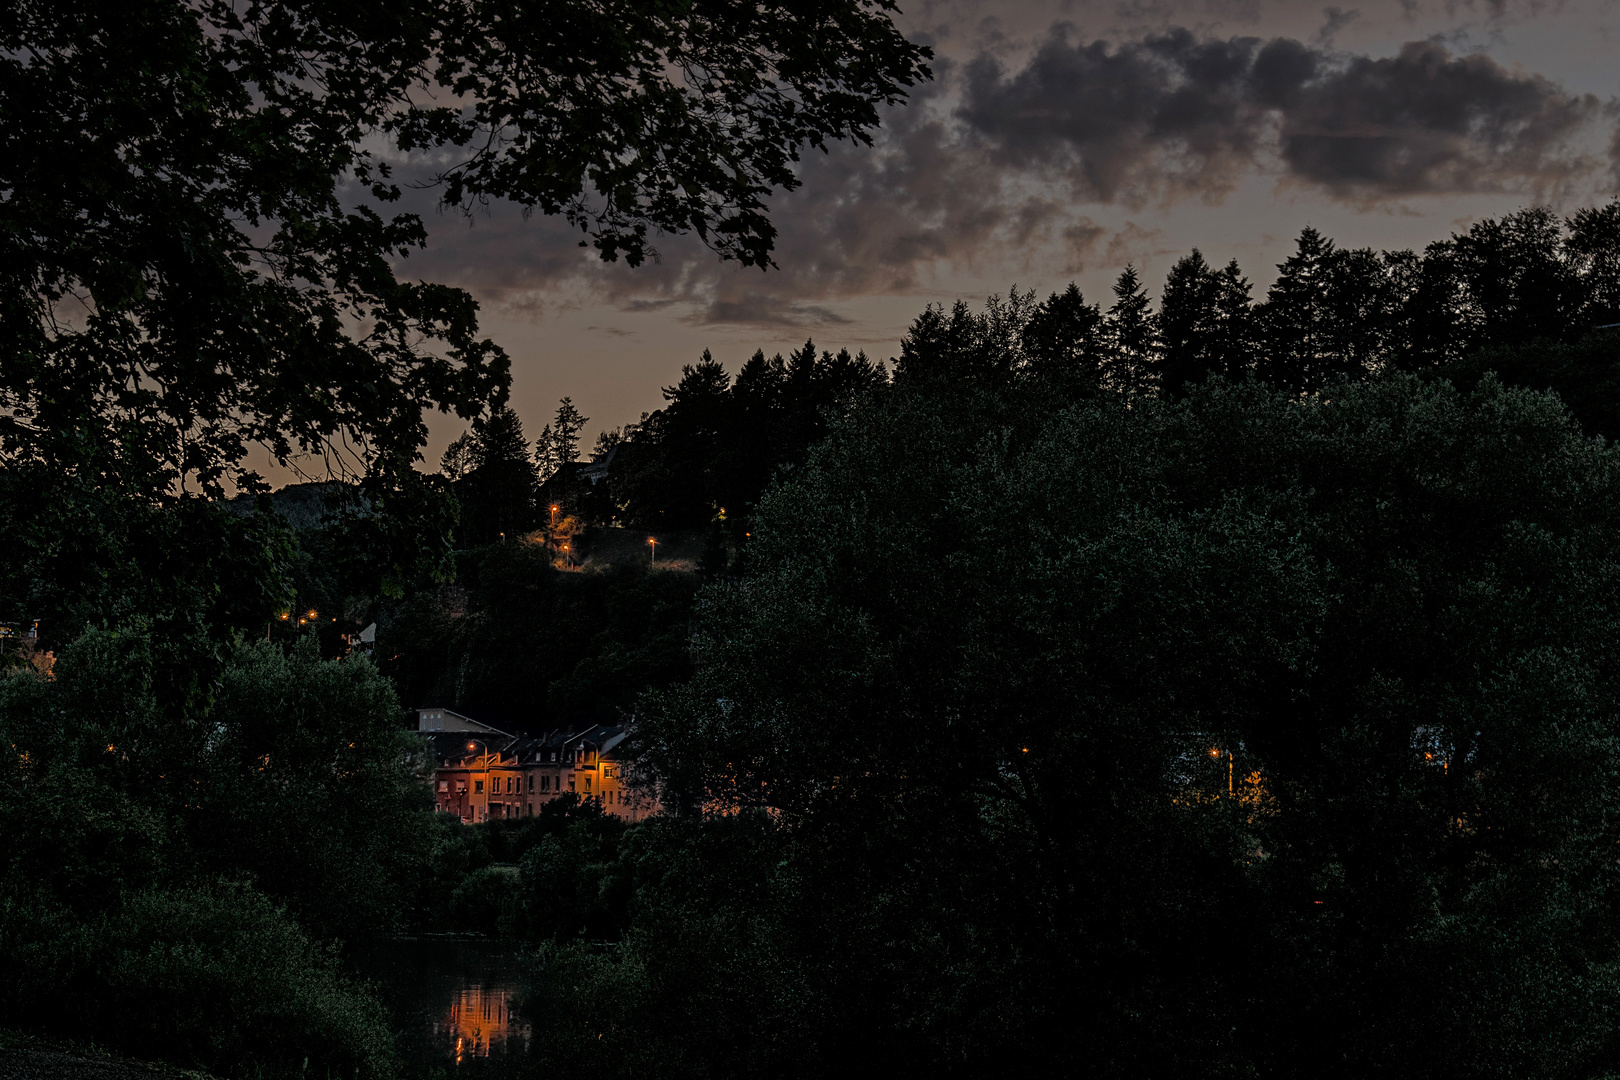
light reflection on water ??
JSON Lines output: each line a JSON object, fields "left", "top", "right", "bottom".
{"left": 353, "top": 936, "right": 531, "bottom": 1076}
{"left": 444, "top": 983, "right": 528, "bottom": 1061}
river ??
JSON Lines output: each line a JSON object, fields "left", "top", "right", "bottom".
{"left": 353, "top": 937, "right": 532, "bottom": 1078}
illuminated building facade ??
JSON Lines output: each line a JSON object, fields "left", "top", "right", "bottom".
{"left": 420, "top": 708, "right": 658, "bottom": 823}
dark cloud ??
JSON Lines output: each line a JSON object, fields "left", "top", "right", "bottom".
{"left": 1062, "top": 217, "right": 1108, "bottom": 271}
{"left": 691, "top": 296, "right": 855, "bottom": 327}
{"left": 1314, "top": 5, "right": 1361, "bottom": 45}
{"left": 1280, "top": 40, "right": 1599, "bottom": 198}
{"left": 959, "top": 27, "right": 1269, "bottom": 205}
{"left": 959, "top": 25, "right": 1600, "bottom": 203}
{"left": 396, "top": 18, "right": 1605, "bottom": 330}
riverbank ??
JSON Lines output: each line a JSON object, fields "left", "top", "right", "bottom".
{"left": 0, "top": 1032, "right": 218, "bottom": 1080}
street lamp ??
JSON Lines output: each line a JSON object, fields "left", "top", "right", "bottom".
{"left": 1211, "top": 747, "right": 1233, "bottom": 795}
{"left": 647, "top": 536, "right": 658, "bottom": 564}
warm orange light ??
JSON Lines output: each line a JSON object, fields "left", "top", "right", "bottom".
{"left": 307, "top": 609, "right": 317, "bottom": 619}
{"left": 279, "top": 612, "right": 289, "bottom": 620}
{"left": 1210, "top": 748, "right": 1220, "bottom": 757}
{"left": 1021, "top": 748, "right": 1029, "bottom": 754}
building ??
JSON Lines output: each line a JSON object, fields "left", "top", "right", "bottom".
{"left": 420, "top": 707, "right": 658, "bottom": 823}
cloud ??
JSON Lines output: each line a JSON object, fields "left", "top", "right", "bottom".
{"left": 396, "top": 18, "right": 1605, "bottom": 330}
{"left": 1105, "top": 221, "right": 1174, "bottom": 267}
{"left": 958, "top": 25, "right": 1600, "bottom": 204}
{"left": 958, "top": 27, "right": 1271, "bottom": 206}
{"left": 1279, "top": 40, "right": 1600, "bottom": 199}
{"left": 1062, "top": 217, "right": 1109, "bottom": 272}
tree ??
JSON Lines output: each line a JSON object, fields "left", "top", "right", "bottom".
{"left": 1449, "top": 207, "right": 1583, "bottom": 349}
{"left": 1022, "top": 282, "right": 1105, "bottom": 397}
{"left": 551, "top": 399, "right": 590, "bottom": 472}
{"left": 1155, "top": 250, "right": 1220, "bottom": 397}
{"left": 0, "top": 0, "right": 930, "bottom": 655}
{"left": 1568, "top": 201, "right": 1620, "bottom": 327}
{"left": 1208, "top": 258, "right": 1257, "bottom": 379}
{"left": 1102, "top": 265, "right": 1158, "bottom": 395}
{"left": 0, "top": 629, "right": 427, "bottom": 1075}
{"left": 455, "top": 405, "right": 538, "bottom": 544}
{"left": 441, "top": 433, "right": 477, "bottom": 481}
{"left": 469, "top": 405, "right": 531, "bottom": 470}
{"left": 1258, "top": 226, "right": 1335, "bottom": 391}
{"left": 589, "top": 357, "right": 1620, "bottom": 1079}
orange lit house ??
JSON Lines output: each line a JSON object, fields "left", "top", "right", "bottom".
{"left": 419, "top": 707, "right": 658, "bottom": 823}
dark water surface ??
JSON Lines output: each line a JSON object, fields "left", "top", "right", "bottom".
{"left": 353, "top": 937, "right": 531, "bottom": 1078}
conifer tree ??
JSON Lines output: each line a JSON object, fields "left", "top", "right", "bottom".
{"left": 1156, "top": 250, "right": 1220, "bottom": 398}
{"left": 441, "top": 433, "right": 476, "bottom": 480}
{"left": 1023, "top": 283, "right": 1104, "bottom": 397}
{"left": 1258, "top": 227, "right": 1334, "bottom": 392}
{"left": 533, "top": 424, "right": 558, "bottom": 483}
{"left": 551, "top": 399, "right": 589, "bottom": 469}
{"left": 470, "top": 405, "right": 531, "bottom": 468}
{"left": 1102, "top": 266, "right": 1159, "bottom": 395}
{"left": 1209, "top": 259, "right": 1257, "bottom": 379}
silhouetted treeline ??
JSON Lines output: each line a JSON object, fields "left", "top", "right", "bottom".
{"left": 913, "top": 203, "right": 1620, "bottom": 419}
{"left": 437, "top": 202, "right": 1620, "bottom": 564}
{"left": 606, "top": 342, "right": 887, "bottom": 535}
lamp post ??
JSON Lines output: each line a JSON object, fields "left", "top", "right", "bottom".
{"left": 648, "top": 536, "right": 658, "bottom": 564}
{"left": 1210, "top": 747, "right": 1233, "bottom": 795}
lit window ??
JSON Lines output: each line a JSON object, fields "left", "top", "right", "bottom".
{"left": 437, "top": 780, "right": 448, "bottom": 792}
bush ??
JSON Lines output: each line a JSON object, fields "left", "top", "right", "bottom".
{"left": 5, "top": 883, "right": 394, "bottom": 1080}
{"left": 448, "top": 864, "right": 521, "bottom": 936}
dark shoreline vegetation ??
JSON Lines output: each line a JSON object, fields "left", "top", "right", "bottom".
{"left": 9, "top": 2, "right": 1620, "bottom": 1076}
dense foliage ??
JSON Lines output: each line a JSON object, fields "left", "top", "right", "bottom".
{"left": 379, "top": 541, "right": 700, "bottom": 729}
{"left": 517, "top": 291, "right": 1620, "bottom": 1079}
{"left": 0, "top": 0, "right": 928, "bottom": 667}
{"left": 0, "top": 631, "right": 433, "bottom": 1077}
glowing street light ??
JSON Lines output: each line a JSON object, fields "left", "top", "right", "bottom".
{"left": 648, "top": 536, "right": 658, "bottom": 564}
{"left": 1211, "top": 747, "right": 1233, "bottom": 795}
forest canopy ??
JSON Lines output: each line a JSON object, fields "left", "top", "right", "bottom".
{"left": 532, "top": 297, "right": 1620, "bottom": 1079}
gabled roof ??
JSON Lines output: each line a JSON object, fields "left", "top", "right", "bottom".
{"left": 416, "top": 706, "right": 510, "bottom": 736}
{"left": 426, "top": 721, "right": 633, "bottom": 767}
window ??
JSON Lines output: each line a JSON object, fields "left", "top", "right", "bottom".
{"left": 584, "top": 776, "right": 592, "bottom": 792}
{"left": 506, "top": 776, "right": 513, "bottom": 793}
{"left": 568, "top": 777, "right": 576, "bottom": 791}
{"left": 474, "top": 780, "right": 484, "bottom": 794}
{"left": 456, "top": 780, "right": 467, "bottom": 793}
{"left": 437, "top": 779, "right": 448, "bottom": 792}
{"left": 528, "top": 776, "right": 534, "bottom": 792}
{"left": 541, "top": 775, "right": 549, "bottom": 792}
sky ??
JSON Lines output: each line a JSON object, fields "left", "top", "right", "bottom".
{"left": 396, "top": 0, "right": 1620, "bottom": 463}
